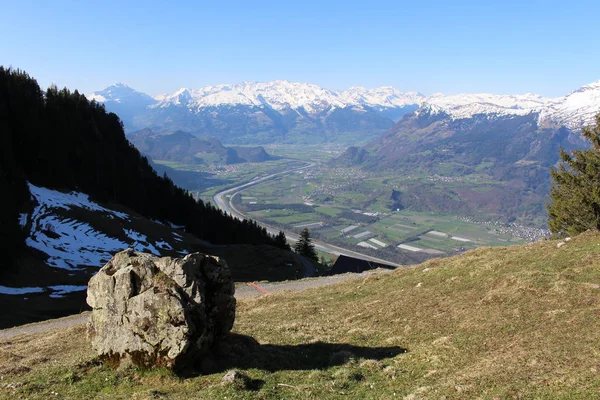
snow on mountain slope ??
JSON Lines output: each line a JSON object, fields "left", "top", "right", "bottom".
{"left": 419, "top": 92, "right": 562, "bottom": 120}
{"left": 413, "top": 82, "right": 600, "bottom": 125}
{"left": 88, "top": 79, "right": 600, "bottom": 131}
{"left": 427, "top": 92, "right": 559, "bottom": 110}
{"left": 548, "top": 80, "right": 600, "bottom": 129}
{"left": 153, "top": 80, "right": 352, "bottom": 113}
{"left": 23, "top": 184, "right": 187, "bottom": 270}
{"left": 87, "top": 83, "right": 156, "bottom": 106}
{"left": 157, "top": 87, "right": 194, "bottom": 106}
{"left": 341, "top": 86, "right": 425, "bottom": 108}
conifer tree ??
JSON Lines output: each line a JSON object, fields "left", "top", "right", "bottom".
{"left": 547, "top": 113, "right": 600, "bottom": 236}
{"left": 293, "top": 228, "right": 318, "bottom": 261}
{"left": 274, "top": 230, "right": 291, "bottom": 250}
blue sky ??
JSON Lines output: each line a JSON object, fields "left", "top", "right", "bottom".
{"left": 1, "top": 0, "right": 599, "bottom": 97}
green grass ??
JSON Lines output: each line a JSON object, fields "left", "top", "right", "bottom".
{"left": 241, "top": 164, "right": 527, "bottom": 261}
{"left": 314, "top": 206, "right": 340, "bottom": 217}
{"left": 266, "top": 213, "right": 318, "bottom": 225}
{"left": 2, "top": 232, "right": 600, "bottom": 398}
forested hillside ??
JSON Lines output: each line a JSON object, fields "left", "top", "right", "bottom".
{"left": 331, "top": 108, "right": 585, "bottom": 226}
{"left": 128, "top": 129, "right": 274, "bottom": 165}
{"left": 0, "top": 67, "right": 284, "bottom": 269}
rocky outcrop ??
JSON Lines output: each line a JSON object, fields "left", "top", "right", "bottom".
{"left": 86, "top": 249, "right": 235, "bottom": 369}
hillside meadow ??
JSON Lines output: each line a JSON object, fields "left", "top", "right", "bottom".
{"left": 1, "top": 232, "right": 600, "bottom": 399}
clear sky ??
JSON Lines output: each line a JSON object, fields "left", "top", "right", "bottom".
{"left": 1, "top": 0, "right": 599, "bottom": 97}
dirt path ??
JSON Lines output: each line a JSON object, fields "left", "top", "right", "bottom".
{"left": 0, "top": 268, "right": 393, "bottom": 341}
{"left": 0, "top": 313, "right": 89, "bottom": 341}
{"left": 236, "top": 268, "right": 392, "bottom": 299}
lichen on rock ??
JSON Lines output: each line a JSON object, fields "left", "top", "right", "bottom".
{"left": 86, "top": 249, "right": 235, "bottom": 370}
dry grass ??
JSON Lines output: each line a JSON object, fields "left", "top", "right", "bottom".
{"left": 2, "top": 232, "right": 600, "bottom": 398}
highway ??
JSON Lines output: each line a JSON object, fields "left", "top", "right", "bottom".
{"left": 212, "top": 163, "right": 405, "bottom": 269}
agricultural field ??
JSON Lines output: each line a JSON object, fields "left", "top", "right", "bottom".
{"left": 234, "top": 167, "right": 534, "bottom": 263}
{"left": 261, "top": 143, "right": 347, "bottom": 162}
{"left": 154, "top": 158, "right": 306, "bottom": 203}
{"left": 155, "top": 144, "right": 547, "bottom": 265}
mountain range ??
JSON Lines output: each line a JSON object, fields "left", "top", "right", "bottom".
{"left": 88, "top": 80, "right": 600, "bottom": 144}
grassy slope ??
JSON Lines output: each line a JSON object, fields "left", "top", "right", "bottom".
{"left": 1, "top": 232, "right": 600, "bottom": 399}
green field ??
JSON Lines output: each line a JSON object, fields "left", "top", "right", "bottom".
{"left": 156, "top": 144, "right": 544, "bottom": 265}
{"left": 233, "top": 167, "right": 529, "bottom": 263}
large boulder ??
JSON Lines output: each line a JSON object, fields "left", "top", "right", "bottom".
{"left": 86, "top": 249, "right": 235, "bottom": 369}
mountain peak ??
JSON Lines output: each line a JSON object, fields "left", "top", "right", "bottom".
{"left": 87, "top": 82, "right": 156, "bottom": 104}
{"left": 569, "top": 79, "right": 600, "bottom": 95}
{"left": 89, "top": 78, "right": 600, "bottom": 134}
{"left": 111, "top": 82, "right": 131, "bottom": 89}
{"left": 551, "top": 79, "right": 600, "bottom": 129}
{"left": 173, "top": 87, "right": 190, "bottom": 95}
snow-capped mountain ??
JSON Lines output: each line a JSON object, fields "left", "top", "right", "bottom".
{"left": 422, "top": 92, "right": 562, "bottom": 120}
{"left": 413, "top": 82, "right": 600, "bottom": 127}
{"left": 88, "top": 82, "right": 156, "bottom": 105}
{"left": 341, "top": 86, "right": 425, "bottom": 108}
{"left": 87, "top": 83, "right": 157, "bottom": 128}
{"left": 87, "top": 79, "right": 600, "bottom": 144}
{"left": 154, "top": 81, "right": 353, "bottom": 114}
{"left": 546, "top": 80, "right": 600, "bottom": 129}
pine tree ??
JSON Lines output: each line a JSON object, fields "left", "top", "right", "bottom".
{"left": 293, "top": 228, "right": 318, "bottom": 261}
{"left": 274, "top": 230, "right": 291, "bottom": 250}
{"left": 547, "top": 113, "right": 600, "bottom": 236}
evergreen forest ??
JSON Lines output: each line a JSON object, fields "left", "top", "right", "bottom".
{"left": 0, "top": 67, "right": 286, "bottom": 269}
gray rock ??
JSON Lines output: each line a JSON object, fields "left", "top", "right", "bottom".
{"left": 221, "top": 370, "right": 251, "bottom": 389}
{"left": 86, "top": 249, "right": 235, "bottom": 369}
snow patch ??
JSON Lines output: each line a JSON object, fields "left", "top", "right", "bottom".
{"left": 0, "top": 285, "right": 44, "bottom": 295}
{"left": 48, "top": 285, "right": 88, "bottom": 298}
{"left": 29, "top": 184, "right": 129, "bottom": 220}
{"left": 19, "top": 213, "right": 28, "bottom": 227}
{"left": 26, "top": 214, "right": 129, "bottom": 270}
{"left": 155, "top": 240, "right": 174, "bottom": 250}
{"left": 24, "top": 184, "right": 180, "bottom": 270}
{"left": 124, "top": 229, "right": 161, "bottom": 255}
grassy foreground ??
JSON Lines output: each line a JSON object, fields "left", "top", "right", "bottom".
{"left": 2, "top": 233, "right": 600, "bottom": 399}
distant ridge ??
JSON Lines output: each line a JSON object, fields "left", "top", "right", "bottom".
{"left": 128, "top": 129, "right": 274, "bottom": 165}
{"left": 87, "top": 79, "right": 600, "bottom": 144}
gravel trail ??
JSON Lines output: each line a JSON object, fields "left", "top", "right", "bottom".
{"left": 235, "top": 268, "right": 393, "bottom": 298}
{"left": 0, "top": 268, "right": 394, "bottom": 340}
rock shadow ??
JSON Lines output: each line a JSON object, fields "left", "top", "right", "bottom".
{"left": 181, "top": 333, "right": 407, "bottom": 377}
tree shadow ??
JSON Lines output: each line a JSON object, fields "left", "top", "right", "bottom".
{"left": 180, "top": 333, "right": 407, "bottom": 378}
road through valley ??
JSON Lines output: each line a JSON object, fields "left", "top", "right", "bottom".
{"left": 212, "top": 163, "right": 404, "bottom": 271}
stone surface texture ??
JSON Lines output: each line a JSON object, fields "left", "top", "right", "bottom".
{"left": 86, "top": 249, "right": 235, "bottom": 369}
